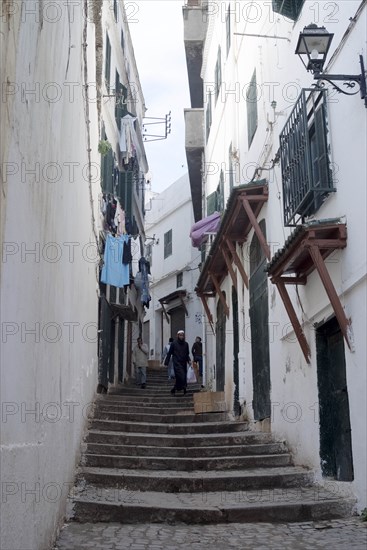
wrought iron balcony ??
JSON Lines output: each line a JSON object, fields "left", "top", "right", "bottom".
{"left": 279, "top": 88, "right": 335, "bottom": 226}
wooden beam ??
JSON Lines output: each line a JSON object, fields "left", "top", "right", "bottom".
{"left": 198, "top": 293, "right": 215, "bottom": 335}
{"left": 308, "top": 245, "right": 352, "bottom": 350}
{"left": 241, "top": 197, "right": 271, "bottom": 260}
{"left": 274, "top": 280, "right": 311, "bottom": 364}
{"left": 226, "top": 238, "right": 249, "bottom": 289}
{"left": 222, "top": 248, "right": 237, "bottom": 290}
{"left": 279, "top": 276, "right": 307, "bottom": 285}
{"left": 209, "top": 272, "right": 230, "bottom": 318}
{"left": 179, "top": 294, "right": 189, "bottom": 316}
{"left": 160, "top": 302, "right": 170, "bottom": 324}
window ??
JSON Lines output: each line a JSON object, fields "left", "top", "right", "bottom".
{"left": 280, "top": 88, "right": 334, "bottom": 226}
{"left": 105, "top": 33, "right": 111, "bottom": 93}
{"left": 226, "top": 4, "right": 231, "bottom": 57}
{"left": 214, "top": 47, "right": 222, "bottom": 103}
{"left": 228, "top": 143, "right": 234, "bottom": 191}
{"left": 206, "top": 170, "right": 225, "bottom": 215}
{"left": 246, "top": 69, "right": 258, "bottom": 148}
{"left": 113, "top": 0, "right": 118, "bottom": 21}
{"left": 176, "top": 272, "right": 183, "bottom": 288}
{"left": 121, "top": 29, "right": 124, "bottom": 51}
{"left": 271, "top": 0, "right": 305, "bottom": 21}
{"left": 164, "top": 230, "right": 172, "bottom": 258}
{"left": 146, "top": 243, "right": 153, "bottom": 267}
{"left": 206, "top": 90, "right": 212, "bottom": 142}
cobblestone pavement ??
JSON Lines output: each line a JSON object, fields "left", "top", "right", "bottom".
{"left": 54, "top": 518, "right": 366, "bottom": 549}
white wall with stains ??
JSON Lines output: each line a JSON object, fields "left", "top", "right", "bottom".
{"left": 1, "top": 2, "right": 101, "bottom": 548}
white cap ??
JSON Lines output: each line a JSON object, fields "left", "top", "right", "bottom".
{"left": 177, "top": 330, "right": 185, "bottom": 334}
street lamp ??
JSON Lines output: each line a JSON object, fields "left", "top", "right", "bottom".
{"left": 295, "top": 23, "right": 367, "bottom": 107}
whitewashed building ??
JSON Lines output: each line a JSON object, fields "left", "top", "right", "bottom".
{"left": 184, "top": 0, "right": 367, "bottom": 509}
{"left": 144, "top": 174, "right": 203, "bottom": 365}
{"left": 97, "top": 0, "right": 149, "bottom": 390}
{"left": 0, "top": 1, "right": 148, "bottom": 548}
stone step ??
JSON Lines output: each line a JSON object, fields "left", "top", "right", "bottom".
{"left": 108, "top": 388, "right": 201, "bottom": 397}
{"left": 94, "top": 404, "right": 195, "bottom": 415}
{"left": 87, "top": 442, "right": 287, "bottom": 458}
{"left": 88, "top": 419, "right": 248, "bottom": 435}
{"left": 100, "top": 395, "right": 196, "bottom": 404}
{"left": 96, "top": 397, "right": 195, "bottom": 408}
{"left": 72, "top": 485, "right": 355, "bottom": 524}
{"left": 77, "top": 466, "right": 313, "bottom": 493}
{"left": 84, "top": 452, "right": 292, "bottom": 471}
{"left": 93, "top": 411, "right": 229, "bottom": 424}
{"left": 86, "top": 430, "right": 268, "bottom": 448}
{"left": 86, "top": 441, "right": 286, "bottom": 458}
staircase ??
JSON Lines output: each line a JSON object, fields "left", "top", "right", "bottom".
{"left": 69, "top": 368, "right": 355, "bottom": 524}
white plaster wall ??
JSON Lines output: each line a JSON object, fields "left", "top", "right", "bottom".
{"left": 0, "top": 5, "right": 101, "bottom": 549}
{"left": 200, "top": 0, "right": 367, "bottom": 509}
{"left": 144, "top": 174, "right": 203, "bottom": 361}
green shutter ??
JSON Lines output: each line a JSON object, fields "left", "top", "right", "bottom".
{"left": 117, "top": 170, "right": 133, "bottom": 221}
{"left": 206, "top": 191, "right": 218, "bottom": 215}
{"left": 247, "top": 69, "right": 258, "bottom": 148}
{"left": 101, "top": 147, "right": 114, "bottom": 194}
{"left": 272, "top": 0, "right": 305, "bottom": 21}
{"left": 105, "top": 33, "right": 111, "bottom": 92}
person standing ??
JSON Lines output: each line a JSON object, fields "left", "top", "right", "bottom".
{"left": 192, "top": 336, "right": 203, "bottom": 387}
{"left": 132, "top": 336, "right": 148, "bottom": 389}
{"left": 164, "top": 330, "right": 191, "bottom": 396}
{"left": 162, "top": 337, "right": 175, "bottom": 380}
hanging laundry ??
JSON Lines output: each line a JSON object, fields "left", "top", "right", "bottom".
{"left": 131, "top": 236, "right": 141, "bottom": 277}
{"left": 123, "top": 238, "right": 132, "bottom": 264}
{"left": 101, "top": 234, "right": 129, "bottom": 288}
{"left": 138, "top": 256, "right": 151, "bottom": 308}
{"left": 114, "top": 200, "right": 126, "bottom": 236}
{"left": 106, "top": 198, "right": 117, "bottom": 234}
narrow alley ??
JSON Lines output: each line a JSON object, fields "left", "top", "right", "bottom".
{"left": 1, "top": 1, "right": 366, "bottom": 549}
{"left": 54, "top": 368, "right": 365, "bottom": 549}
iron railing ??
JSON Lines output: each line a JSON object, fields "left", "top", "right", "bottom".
{"left": 280, "top": 88, "right": 335, "bottom": 226}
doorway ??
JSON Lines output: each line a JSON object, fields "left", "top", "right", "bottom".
{"left": 169, "top": 307, "right": 186, "bottom": 338}
{"left": 316, "top": 316, "right": 354, "bottom": 481}
{"left": 216, "top": 293, "right": 226, "bottom": 391}
{"left": 232, "top": 286, "right": 240, "bottom": 415}
{"left": 249, "top": 220, "right": 271, "bottom": 420}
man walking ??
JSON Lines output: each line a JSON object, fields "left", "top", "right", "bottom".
{"left": 164, "top": 330, "right": 191, "bottom": 396}
{"left": 192, "top": 336, "right": 204, "bottom": 387}
{"left": 162, "top": 337, "right": 175, "bottom": 380}
{"left": 132, "top": 336, "right": 148, "bottom": 389}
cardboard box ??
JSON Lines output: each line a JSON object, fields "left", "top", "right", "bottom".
{"left": 194, "top": 391, "right": 226, "bottom": 414}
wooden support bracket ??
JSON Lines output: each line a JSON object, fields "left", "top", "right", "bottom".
{"left": 210, "top": 272, "right": 230, "bottom": 318}
{"left": 308, "top": 245, "right": 352, "bottom": 350}
{"left": 241, "top": 197, "right": 271, "bottom": 260}
{"left": 198, "top": 293, "right": 215, "bottom": 335}
{"left": 226, "top": 238, "right": 249, "bottom": 289}
{"left": 222, "top": 248, "right": 238, "bottom": 291}
{"left": 274, "top": 279, "right": 311, "bottom": 364}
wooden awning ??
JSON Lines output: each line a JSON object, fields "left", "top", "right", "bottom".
{"left": 110, "top": 303, "right": 138, "bottom": 322}
{"left": 195, "top": 181, "right": 269, "bottom": 318}
{"left": 267, "top": 221, "right": 349, "bottom": 363}
{"left": 159, "top": 290, "right": 188, "bottom": 323}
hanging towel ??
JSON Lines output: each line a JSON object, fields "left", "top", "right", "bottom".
{"left": 101, "top": 234, "right": 129, "bottom": 288}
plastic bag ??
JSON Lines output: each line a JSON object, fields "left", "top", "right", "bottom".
{"left": 187, "top": 365, "right": 197, "bottom": 384}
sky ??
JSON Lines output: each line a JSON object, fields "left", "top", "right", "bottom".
{"left": 129, "top": 0, "right": 191, "bottom": 193}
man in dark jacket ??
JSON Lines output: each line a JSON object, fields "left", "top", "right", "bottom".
{"left": 164, "top": 330, "right": 191, "bottom": 395}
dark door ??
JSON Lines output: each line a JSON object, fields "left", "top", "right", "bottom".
{"left": 216, "top": 294, "right": 226, "bottom": 391}
{"left": 232, "top": 286, "right": 240, "bottom": 415}
{"left": 98, "top": 295, "right": 111, "bottom": 390}
{"left": 118, "top": 320, "right": 125, "bottom": 383}
{"left": 170, "top": 307, "right": 186, "bottom": 339}
{"left": 316, "top": 317, "right": 354, "bottom": 481}
{"left": 249, "top": 220, "right": 271, "bottom": 420}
